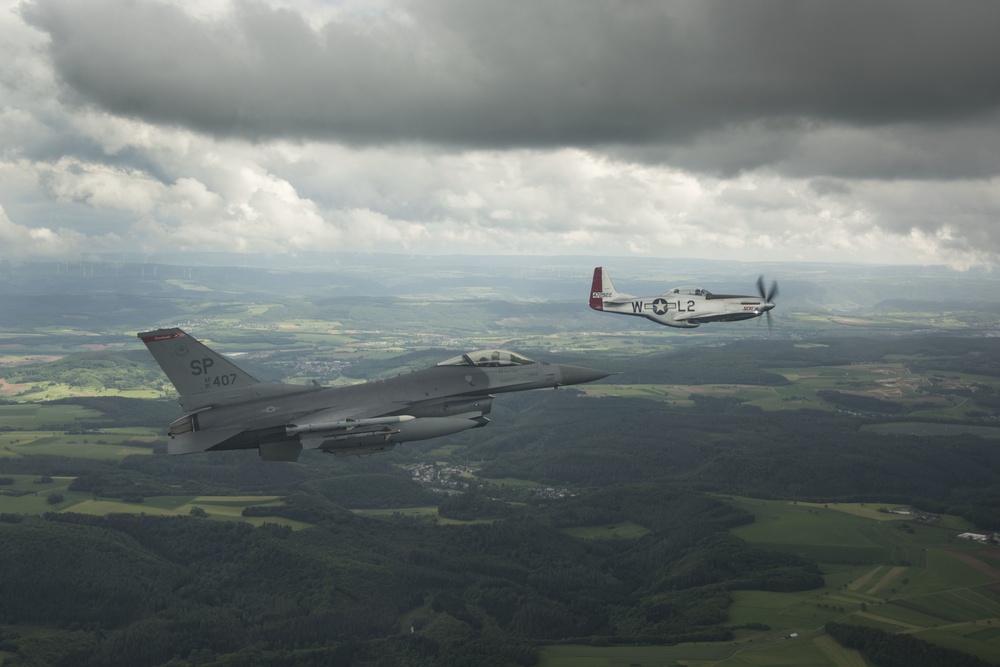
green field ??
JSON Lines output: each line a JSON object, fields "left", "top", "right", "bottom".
{"left": 580, "top": 361, "right": 1000, "bottom": 421}
{"left": 535, "top": 498, "right": 1000, "bottom": 666}
{"left": 0, "top": 404, "right": 103, "bottom": 428}
{"left": 0, "top": 430, "right": 158, "bottom": 460}
{"left": 561, "top": 521, "right": 651, "bottom": 539}
{"left": 0, "top": 475, "right": 81, "bottom": 513}
{"left": 0, "top": 381, "right": 163, "bottom": 401}
{"left": 0, "top": 475, "right": 307, "bottom": 529}
{"left": 722, "top": 497, "right": 1000, "bottom": 664}
{"left": 60, "top": 494, "right": 308, "bottom": 529}
{"left": 0, "top": 406, "right": 162, "bottom": 462}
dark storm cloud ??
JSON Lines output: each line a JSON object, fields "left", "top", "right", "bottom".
{"left": 617, "top": 115, "right": 1000, "bottom": 180}
{"left": 20, "top": 0, "right": 1000, "bottom": 177}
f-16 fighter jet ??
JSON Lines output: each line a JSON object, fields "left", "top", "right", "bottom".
{"left": 589, "top": 267, "right": 778, "bottom": 329}
{"left": 140, "top": 328, "right": 610, "bottom": 461}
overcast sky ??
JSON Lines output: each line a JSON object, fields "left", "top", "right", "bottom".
{"left": 3, "top": 0, "right": 1000, "bottom": 268}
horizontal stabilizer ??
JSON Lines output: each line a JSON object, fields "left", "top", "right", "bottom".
{"left": 167, "top": 428, "right": 244, "bottom": 455}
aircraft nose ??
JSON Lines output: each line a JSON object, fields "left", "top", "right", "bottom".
{"left": 556, "top": 364, "right": 612, "bottom": 387}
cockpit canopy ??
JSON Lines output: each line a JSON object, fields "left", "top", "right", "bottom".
{"left": 665, "top": 286, "right": 712, "bottom": 297}
{"left": 438, "top": 350, "right": 535, "bottom": 367}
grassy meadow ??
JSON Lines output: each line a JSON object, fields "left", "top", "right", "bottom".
{"left": 0, "top": 404, "right": 103, "bottom": 429}
{"left": 561, "top": 521, "right": 651, "bottom": 540}
{"left": 536, "top": 497, "right": 1000, "bottom": 666}
{"left": 725, "top": 498, "right": 1000, "bottom": 665}
{"left": 0, "top": 472, "right": 307, "bottom": 529}
{"left": 0, "top": 427, "right": 161, "bottom": 460}
{"left": 582, "top": 360, "right": 1000, "bottom": 425}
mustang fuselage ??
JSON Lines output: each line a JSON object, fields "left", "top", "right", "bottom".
{"left": 589, "top": 267, "right": 776, "bottom": 329}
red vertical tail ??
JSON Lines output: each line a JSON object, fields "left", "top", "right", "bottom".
{"left": 589, "top": 267, "right": 605, "bottom": 310}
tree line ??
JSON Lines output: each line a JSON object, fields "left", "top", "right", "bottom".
{"left": 0, "top": 493, "right": 820, "bottom": 666}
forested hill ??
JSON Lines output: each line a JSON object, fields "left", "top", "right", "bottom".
{"left": 467, "top": 389, "right": 1000, "bottom": 528}
{"left": 0, "top": 488, "right": 822, "bottom": 666}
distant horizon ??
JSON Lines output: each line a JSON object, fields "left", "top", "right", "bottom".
{"left": 2, "top": 251, "right": 995, "bottom": 273}
{"left": 2, "top": 250, "right": 999, "bottom": 315}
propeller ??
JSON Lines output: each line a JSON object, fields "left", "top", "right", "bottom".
{"left": 756, "top": 275, "right": 779, "bottom": 330}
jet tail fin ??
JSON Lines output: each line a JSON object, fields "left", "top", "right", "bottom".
{"left": 589, "top": 267, "right": 629, "bottom": 310}
{"left": 139, "top": 328, "right": 259, "bottom": 408}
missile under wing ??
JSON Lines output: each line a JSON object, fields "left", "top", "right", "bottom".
{"left": 139, "top": 328, "right": 610, "bottom": 461}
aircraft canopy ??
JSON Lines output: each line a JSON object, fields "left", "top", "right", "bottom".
{"left": 666, "top": 287, "right": 752, "bottom": 300}
{"left": 438, "top": 350, "right": 535, "bottom": 367}
{"left": 666, "top": 286, "right": 712, "bottom": 297}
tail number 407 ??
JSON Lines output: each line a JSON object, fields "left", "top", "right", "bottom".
{"left": 191, "top": 358, "right": 237, "bottom": 387}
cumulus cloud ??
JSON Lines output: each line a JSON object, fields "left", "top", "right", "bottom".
{"left": 2, "top": 0, "right": 1000, "bottom": 267}
{"left": 0, "top": 202, "right": 93, "bottom": 257}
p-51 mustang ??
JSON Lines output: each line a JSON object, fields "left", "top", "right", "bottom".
{"left": 139, "top": 328, "right": 610, "bottom": 461}
{"left": 589, "top": 267, "right": 778, "bottom": 329}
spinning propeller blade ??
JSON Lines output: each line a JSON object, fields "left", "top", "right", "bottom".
{"left": 756, "top": 276, "right": 779, "bottom": 330}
